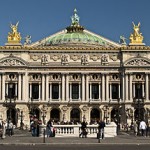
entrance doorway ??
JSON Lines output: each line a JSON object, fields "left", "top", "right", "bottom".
{"left": 50, "top": 108, "right": 60, "bottom": 122}
{"left": 90, "top": 108, "right": 100, "bottom": 124}
{"left": 70, "top": 108, "right": 80, "bottom": 124}
{"left": 7, "top": 108, "right": 17, "bottom": 126}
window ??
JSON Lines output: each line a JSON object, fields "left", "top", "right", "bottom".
{"left": 135, "top": 83, "right": 142, "bottom": 99}
{"left": 72, "top": 83, "right": 79, "bottom": 99}
{"left": 32, "top": 83, "right": 39, "bottom": 99}
{"left": 92, "top": 83, "right": 99, "bottom": 99}
{"left": 52, "top": 83, "right": 59, "bottom": 99}
{"left": 112, "top": 84, "right": 119, "bottom": 99}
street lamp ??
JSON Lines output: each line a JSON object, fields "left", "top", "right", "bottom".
{"left": 20, "top": 111, "right": 24, "bottom": 130}
{"left": 5, "top": 80, "right": 16, "bottom": 123}
{"left": 116, "top": 98, "right": 121, "bottom": 134}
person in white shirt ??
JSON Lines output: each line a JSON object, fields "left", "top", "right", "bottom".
{"left": 139, "top": 120, "right": 147, "bottom": 136}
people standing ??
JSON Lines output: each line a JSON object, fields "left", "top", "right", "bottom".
{"left": 98, "top": 120, "right": 105, "bottom": 139}
{"left": 46, "top": 120, "right": 53, "bottom": 137}
{"left": 7, "top": 120, "right": 13, "bottom": 136}
{"left": 133, "top": 121, "right": 138, "bottom": 136}
{"left": 79, "top": 120, "right": 87, "bottom": 138}
{"left": 146, "top": 121, "right": 150, "bottom": 137}
{"left": 139, "top": 120, "right": 147, "bottom": 137}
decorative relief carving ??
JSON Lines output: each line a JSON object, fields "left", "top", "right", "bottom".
{"left": 0, "top": 58, "right": 26, "bottom": 66}
{"left": 61, "top": 54, "right": 69, "bottom": 65}
{"left": 110, "top": 54, "right": 118, "bottom": 61}
{"left": 30, "top": 54, "right": 40, "bottom": 61}
{"left": 70, "top": 54, "right": 80, "bottom": 61}
{"left": 90, "top": 55, "right": 100, "bottom": 61}
{"left": 29, "top": 74, "right": 41, "bottom": 81}
{"left": 125, "top": 58, "right": 150, "bottom": 66}
{"left": 41, "top": 54, "right": 48, "bottom": 65}
{"left": 50, "top": 55, "right": 60, "bottom": 61}
{"left": 101, "top": 54, "right": 109, "bottom": 65}
{"left": 81, "top": 54, "right": 89, "bottom": 65}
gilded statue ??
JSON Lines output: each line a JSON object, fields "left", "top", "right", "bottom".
{"left": 129, "top": 22, "right": 144, "bottom": 44}
{"left": 7, "top": 22, "right": 22, "bottom": 43}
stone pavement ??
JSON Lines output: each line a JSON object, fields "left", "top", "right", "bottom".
{"left": 0, "top": 129, "right": 149, "bottom": 145}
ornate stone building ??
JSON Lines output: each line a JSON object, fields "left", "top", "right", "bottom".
{"left": 0, "top": 9, "right": 150, "bottom": 127}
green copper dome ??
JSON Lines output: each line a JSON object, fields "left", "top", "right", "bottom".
{"left": 44, "top": 31, "right": 107, "bottom": 46}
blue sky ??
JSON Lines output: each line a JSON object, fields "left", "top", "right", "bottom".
{"left": 0, "top": 0, "right": 150, "bottom": 46}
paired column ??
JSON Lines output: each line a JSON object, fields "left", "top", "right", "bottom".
{"left": 2, "top": 73, "right": 5, "bottom": 100}
{"left": 42, "top": 74, "right": 45, "bottom": 101}
{"left": 145, "top": 74, "right": 149, "bottom": 100}
{"left": 101, "top": 74, "right": 105, "bottom": 101}
{"left": 125, "top": 73, "right": 129, "bottom": 101}
{"left": 18, "top": 73, "right": 22, "bottom": 100}
{"left": 65, "top": 74, "right": 69, "bottom": 101}
{"left": 129, "top": 74, "right": 133, "bottom": 101}
{"left": 85, "top": 74, "right": 89, "bottom": 102}
{"left": 81, "top": 74, "right": 85, "bottom": 101}
{"left": 61, "top": 73, "right": 65, "bottom": 101}
{"left": 45, "top": 74, "right": 49, "bottom": 101}
{"left": 105, "top": 74, "right": 109, "bottom": 101}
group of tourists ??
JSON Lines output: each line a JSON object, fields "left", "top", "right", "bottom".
{"left": 30, "top": 115, "right": 42, "bottom": 137}
{"left": 79, "top": 119, "right": 106, "bottom": 139}
{"left": 133, "top": 120, "right": 150, "bottom": 137}
{"left": 0, "top": 120, "right": 14, "bottom": 139}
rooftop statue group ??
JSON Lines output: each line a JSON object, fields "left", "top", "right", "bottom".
{"left": 7, "top": 22, "right": 21, "bottom": 44}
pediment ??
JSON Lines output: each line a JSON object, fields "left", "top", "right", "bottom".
{"left": 124, "top": 57, "right": 150, "bottom": 66}
{"left": 0, "top": 54, "right": 27, "bottom": 67}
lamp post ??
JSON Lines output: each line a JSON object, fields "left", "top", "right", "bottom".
{"left": 5, "top": 80, "right": 16, "bottom": 123}
{"left": 20, "top": 111, "right": 24, "bottom": 130}
{"left": 117, "top": 98, "right": 121, "bottom": 134}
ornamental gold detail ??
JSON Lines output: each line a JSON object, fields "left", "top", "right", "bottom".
{"left": 129, "top": 22, "right": 144, "bottom": 45}
{"left": 7, "top": 22, "right": 22, "bottom": 44}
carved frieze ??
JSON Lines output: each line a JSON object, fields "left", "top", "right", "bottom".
{"left": 61, "top": 54, "right": 69, "bottom": 65}
{"left": 101, "top": 54, "right": 109, "bottom": 65}
{"left": 81, "top": 54, "right": 89, "bottom": 65}
{"left": 90, "top": 55, "right": 100, "bottom": 61}
{"left": 50, "top": 55, "right": 60, "bottom": 61}
{"left": 124, "top": 58, "right": 150, "bottom": 66}
{"left": 110, "top": 54, "right": 118, "bottom": 61}
{"left": 0, "top": 58, "right": 26, "bottom": 66}
{"left": 30, "top": 54, "right": 40, "bottom": 61}
{"left": 70, "top": 54, "right": 80, "bottom": 61}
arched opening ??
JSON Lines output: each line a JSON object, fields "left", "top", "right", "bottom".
{"left": 50, "top": 108, "right": 60, "bottom": 122}
{"left": 90, "top": 108, "right": 100, "bottom": 124}
{"left": 111, "top": 108, "right": 120, "bottom": 124}
{"left": 7, "top": 108, "right": 17, "bottom": 126}
{"left": 70, "top": 108, "right": 80, "bottom": 124}
{"left": 31, "top": 108, "right": 40, "bottom": 120}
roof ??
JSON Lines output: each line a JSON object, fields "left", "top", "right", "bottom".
{"left": 30, "top": 9, "right": 121, "bottom": 48}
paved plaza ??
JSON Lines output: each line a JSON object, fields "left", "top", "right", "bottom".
{"left": 0, "top": 129, "right": 149, "bottom": 145}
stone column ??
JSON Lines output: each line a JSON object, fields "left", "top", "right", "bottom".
{"left": 49, "top": 83, "right": 52, "bottom": 100}
{"left": 66, "top": 74, "right": 69, "bottom": 101}
{"left": 30, "top": 83, "right": 32, "bottom": 99}
{"left": 102, "top": 74, "right": 105, "bottom": 101}
{"left": 125, "top": 73, "right": 128, "bottom": 101}
{"left": 145, "top": 74, "right": 149, "bottom": 101}
{"left": 70, "top": 83, "right": 72, "bottom": 100}
{"left": 0, "top": 74, "right": 1, "bottom": 100}
{"left": 45, "top": 74, "right": 49, "bottom": 101}
{"left": 61, "top": 73, "right": 65, "bottom": 101}
{"left": 109, "top": 83, "right": 112, "bottom": 100}
{"left": 133, "top": 83, "right": 135, "bottom": 98}
{"left": 89, "top": 83, "right": 92, "bottom": 100}
{"left": 99, "top": 83, "right": 101, "bottom": 100}
{"left": 122, "top": 73, "right": 125, "bottom": 102}
{"left": 142, "top": 83, "right": 145, "bottom": 98}
{"left": 106, "top": 74, "right": 109, "bottom": 101}
{"left": 25, "top": 72, "right": 29, "bottom": 101}
{"left": 41, "top": 74, "right": 45, "bottom": 101}
{"left": 81, "top": 74, "right": 85, "bottom": 101}
{"left": 85, "top": 74, "right": 89, "bottom": 102}
{"left": 39, "top": 83, "right": 41, "bottom": 100}
{"left": 129, "top": 74, "right": 133, "bottom": 101}
{"left": 15, "top": 83, "right": 18, "bottom": 98}
{"left": 118, "top": 84, "right": 120, "bottom": 99}
{"left": 2, "top": 73, "right": 5, "bottom": 100}
{"left": 59, "top": 83, "right": 61, "bottom": 100}
{"left": 18, "top": 73, "right": 22, "bottom": 100}
{"left": 79, "top": 83, "right": 81, "bottom": 100}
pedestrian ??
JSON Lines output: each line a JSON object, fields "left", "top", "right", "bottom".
{"left": 139, "top": 120, "right": 147, "bottom": 137}
{"left": 46, "top": 120, "right": 53, "bottom": 137}
{"left": 98, "top": 120, "right": 105, "bottom": 139}
{"left": 1, "top": 120, "right": 6, "bottom": 139}
{"left": 146, "top": 121, "right": 150, "bottom": 137}
{"left": 133, "top": 121, "right": 138, "bottom": 136}
{"left": 79, "top": 120, "right": 87, "bottom": 138}
{"left": 7, "top": 120, "right": 13, "bottom": 136}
